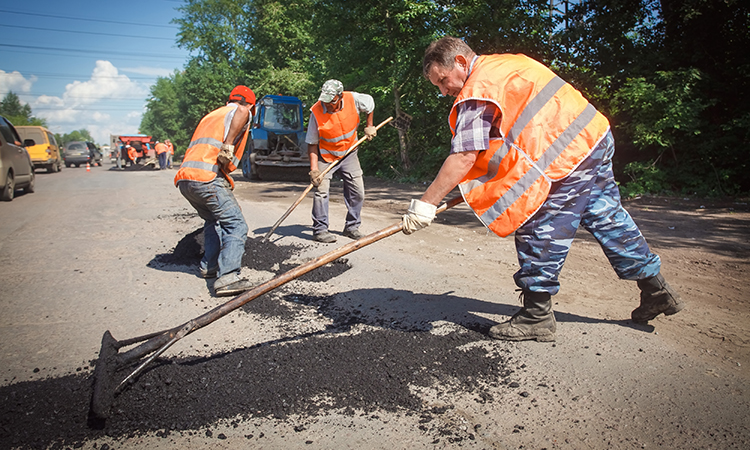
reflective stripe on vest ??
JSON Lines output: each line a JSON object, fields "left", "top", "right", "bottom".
{"left": 451, "top": 54, "right": 609, "bottom": 237}
{"left": 311, "top": 92, "right": 360, "bottom": 162}
{"left": 478, "top": 103, "right": 599, "bottom": 226}
{"left": 179, "top": 159, "right": 219, "bottom": 173}
{"left": 174, "top": 104, "right": 249, "bottom": 189}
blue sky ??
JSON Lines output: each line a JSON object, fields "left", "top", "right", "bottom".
{"left": 0, "top": 0, "right": 192, "bottom": 144}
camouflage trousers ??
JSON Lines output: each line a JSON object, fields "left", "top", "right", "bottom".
{"left": 514, "top": 130, "right": 661, "bottom": 295}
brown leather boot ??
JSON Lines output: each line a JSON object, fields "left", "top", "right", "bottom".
{"left": 632, "top": 273, "right": 685, "bottom": 323}
{"left": 489, "top": 291, "right": 556, "bottom": 342}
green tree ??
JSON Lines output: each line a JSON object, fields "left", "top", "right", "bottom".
{"left": 562, "top": 0, "right": 750, "bottom": 195}
{"left": 55, "top": 130, "right": 94, "bottom": 149}
{"left": 0, "top": 92, "right": 47, "bottom": 126}
{"left": 309, "top": 0, "right": 555, "bottom": 180}
{"left": 140, "top": 71, "right": 191, "bottom": 154}
{"left": 146, "top": 0, "right": 317, "bottom": 153}
{"left": 144, "top": 0, "right": 749, "bottom": 195}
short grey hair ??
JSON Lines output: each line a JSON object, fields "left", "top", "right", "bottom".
{"left": 422, "top": 36, "right": 476, "bottom": 79}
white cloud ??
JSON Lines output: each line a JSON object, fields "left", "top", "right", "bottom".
{"left": 0, "top": 70, "right": 36, "bottom": 94}
{"left": 62, "top": 60, "right": 148, "bottom": 105}
{"left": 30, "top": 61, "right": 151, "bottom": 144}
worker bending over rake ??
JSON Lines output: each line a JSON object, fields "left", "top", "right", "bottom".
{"left": 174, "top": 86, "right": 256, "bottom": 297}
{"left": 402, "top": 36, "right": 685, "bottom": 342}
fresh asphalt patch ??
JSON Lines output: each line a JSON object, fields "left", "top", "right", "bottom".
{"left": 0, "top": 226, "right": 528, "bottom": 449}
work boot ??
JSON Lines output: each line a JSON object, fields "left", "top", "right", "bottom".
{"left": 214, "top": 273, "right": 252, "bottom": 297}
{"left": 489, "top": 291, "right": 556, "bottom": 342}
{"left": 200, "top": 266, "right": 218, "bottom": 279}
{"left": 313, "top": 231, "right": 337, "bottom": 243}
{"left": 215, "top": 279, "right": 253, "bottom": 297}
{"left": 342, "top": 228, "right": 365, "bottom": 240}
{"left": 632, "top": 273, "right": 685, "bottom": 323}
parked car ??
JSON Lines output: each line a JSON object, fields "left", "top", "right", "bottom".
{"left": 0, "top": 115, "right": 35, "bottom": 201}
{"left": 88, "top": 142, "right": 103, "bottom": 166}
{"left": 63, "top": 141, "right": 102, "bottom": 167}
{"left": 16, "top": 125, "right": 63, "bottom": 173}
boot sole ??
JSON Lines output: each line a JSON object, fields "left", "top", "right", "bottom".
{"left": 632, "top": 301, "right": 686, "bottom": 323}
{"left": 215, "top": 288, "right": 249, "bottom": 297}
{"left": 489, "top": 332, "right": 555, "bottom": 342}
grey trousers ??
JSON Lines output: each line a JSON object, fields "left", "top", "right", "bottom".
{"left": 312, "top": 152, "right": 365, "bottom": 234}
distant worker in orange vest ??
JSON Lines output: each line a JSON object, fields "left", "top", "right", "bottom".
{"left": 174, "top": 86, "right": 256, "bottom": 296}
{"left": 306, "top": 79, "right": 376, "bottom": 243}
{"left": 155, "top": 140, "right": 168, "bottom": 170}
{"left": 403, "top": 36, "right": 684, "bottom": 342}
{"left": 126, "top": 145, "right": 136, "bottom": 167}
{"left": 132, "top": 141, "right": 144, "bottom": 164}
{"left": 165, "top": 139, "right": 174, "bottom": 169}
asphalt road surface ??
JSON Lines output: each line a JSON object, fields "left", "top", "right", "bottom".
{"left": 1, "top": 164, "right": 749, "bottom": 449}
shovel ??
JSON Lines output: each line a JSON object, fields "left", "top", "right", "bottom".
{"left": 262, "top": 116, "right": 394, "bottom": 242}
{"left": 88, "top": 195, "right": 464, "bottom": 427}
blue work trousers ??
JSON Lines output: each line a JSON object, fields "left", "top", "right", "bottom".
{"left": 312, "top": 153, "right": 365, "bottom": 234}
{"left": 514, "top": 130, "right": 661, "bottom": 295}
{"left": 178, "top": 177, "right": 248, "bottom": 279}
{"left": 158, "top": 152, "right": 168, "bottom": 170}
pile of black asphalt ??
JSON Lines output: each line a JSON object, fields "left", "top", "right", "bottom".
{"left": 150, "top": 230, "right": 350, "bottom": 282}
{"left": 0, "top": 225, "right": 525, "bottom": 449}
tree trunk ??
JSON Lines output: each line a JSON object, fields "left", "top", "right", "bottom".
{"left": 393, "top": 86, "right": 411, "bottom": 171}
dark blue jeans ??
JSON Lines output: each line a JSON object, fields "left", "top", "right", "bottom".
{"left": 158, "top": 152, "right": 168, "bottom": 169}
{"left": 178, "top": 177, "right": 248, "bottom": 280}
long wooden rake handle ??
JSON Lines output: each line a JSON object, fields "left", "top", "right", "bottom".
{"left": 262, "top": 116, "right": 394, "bottom": 242}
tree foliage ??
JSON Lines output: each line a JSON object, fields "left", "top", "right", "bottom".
{"left": 0, "top": 92, "right": 47, "bottom": 127}
{"left": 142, "top": 0, "right": 750, "bottom": 197}
{"left": 55, "top": 129, "right": 94, "bottom": 148}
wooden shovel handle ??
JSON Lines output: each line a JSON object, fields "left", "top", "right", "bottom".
{"left": 262, "top": 116, "right": 394, "bottom": 241}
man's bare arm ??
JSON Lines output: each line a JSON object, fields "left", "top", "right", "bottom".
{"left": 421, "top": 150, "right": 478, "bottom": 205}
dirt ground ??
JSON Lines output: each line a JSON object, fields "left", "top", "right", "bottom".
{"left": 1, "top": 169, "right": 748, "bottom": 449}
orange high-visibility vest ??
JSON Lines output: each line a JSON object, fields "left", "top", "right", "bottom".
{"left": 451, "top": 54, "right": 610, "bottom": 237}
{"left": 174, "top": 104, "right": 249, "bottom": 189}
{"left": 127, "top": 147, "right": 136, "bottom": 162}
{"left": 166, "top": 141, "right": 174, "bottom": 154}
{"left": 310, "top": 92, "right": 360, "bottom": 162}
{"left": 155, "top": 142, "right": 167, "bottom": 154}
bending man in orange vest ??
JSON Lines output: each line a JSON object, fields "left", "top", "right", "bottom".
{"left": 126, "top": 145, "right": 136, "bottom": 167}
{"left": 403, "top": 36, "right": 684, "bottom": 342}
{"left": 174, "top": 86, "right": 256, "bottom": 297}
{"left": 306, "top": 79, "right": 376, "bottom": 243}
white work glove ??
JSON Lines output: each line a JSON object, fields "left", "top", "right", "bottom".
{"left": 217, "top": 144, "right": 234, "bottom": 169}
{"left": 364, "top": 126, "right": 377, "bottom": 141}
{"left": 309, "top": 169, "right": 323, "bottom": 187}
{"left": 402, "top": 199, "right": 437, "bottom": 235}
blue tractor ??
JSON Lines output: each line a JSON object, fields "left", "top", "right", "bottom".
{"left": 241, "top": 95, "right": 309, "bottom": 181}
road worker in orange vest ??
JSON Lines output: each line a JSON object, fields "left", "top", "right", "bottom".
{"left": 174, "top": 86, "right": 256, "bottom": 297}
{"left": 403, "top": 36, "right": 684, "bottom": 342}
{"left": 306, "top": 79, "right": 376, "bottom": 243}
{"left": 155, "top": 141, "right": 168, "bottom": 170}
{"left": 126, "top": 145, "right": 136, "bottom": 167}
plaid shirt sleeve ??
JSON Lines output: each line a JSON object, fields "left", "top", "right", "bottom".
{"left": 450, "top": 100, "right": 501, "bottom": 154}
